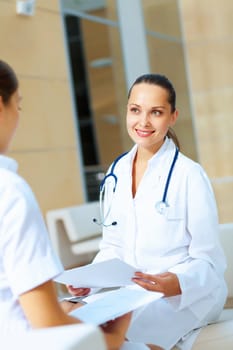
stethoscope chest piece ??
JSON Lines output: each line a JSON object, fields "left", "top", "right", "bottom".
{"left": 155, "top": 201, "right": 169, "bottom": 215}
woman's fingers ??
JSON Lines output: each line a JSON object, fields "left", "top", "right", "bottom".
{"left": 67, "top": 285, "right": 91, "bottom": 296}
{"left": 132, "top": 272, "right": 181, "bottom": 296}
{"left": 132, "top": 276, "right": 162, "bottom": 292}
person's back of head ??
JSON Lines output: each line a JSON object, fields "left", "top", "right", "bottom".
{"left": 0, "top": 60, "right": 19, "bottom": 104}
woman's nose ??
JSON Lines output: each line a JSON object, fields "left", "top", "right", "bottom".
{"left": 139, "top": 112, "right": 150, "bottom": 126}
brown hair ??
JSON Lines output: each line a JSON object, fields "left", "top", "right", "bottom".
{"left": 0, "top": 60, "right": 19, "bottom": 104}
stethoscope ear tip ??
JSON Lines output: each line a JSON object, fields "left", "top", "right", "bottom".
{"left": 93, "top": 217, "right": 117, "bottom": 227}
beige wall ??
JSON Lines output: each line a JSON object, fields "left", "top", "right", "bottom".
{"left": 1, "top": 0, "right": 232, "bottom": 225}
{"left": 179, "top": 0, "right": 233, "bottom": 223}
{"left": 0, "top": 0, "right": 83, "bottom": 216}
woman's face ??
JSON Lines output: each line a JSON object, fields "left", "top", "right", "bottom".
{"left": 0, "top": 89, "right": 22, "bottom": 153}
{"left": 126, "top": 83, "right": 178, "bottom": 153}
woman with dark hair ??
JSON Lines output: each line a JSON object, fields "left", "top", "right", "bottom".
{"left": 0, "top": 59, "right": 132, "bottom": 349}
{"left": 69, "top": 73, "right": 227, "bottom": 350}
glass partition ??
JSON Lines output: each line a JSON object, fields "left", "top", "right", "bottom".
{"left": 61, "top": 0, "right": 127, "bottom": 201}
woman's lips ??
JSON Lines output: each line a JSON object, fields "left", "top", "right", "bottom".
{"left": 135, "top": 129, "right": 155, "bottom": 137}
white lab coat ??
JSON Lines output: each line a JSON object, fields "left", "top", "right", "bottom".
{"left": 94, "top": 138, "right": 227, "bottom": 349}
{"left": 0, "top": 155, "right": 63, "bottom": 334}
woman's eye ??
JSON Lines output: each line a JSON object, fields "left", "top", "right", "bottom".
{"left": 130, "top": 107, "right": 139, "bottom": 113}
{"left": 152, "top": 110, "right": 161, "bottom": 116}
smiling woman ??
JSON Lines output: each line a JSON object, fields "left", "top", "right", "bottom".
{"left": 127, "top": 74, "right": 180, "bottom": 154}
{"left": 68, "top": 73, "right": 228, "bottom": 350}
{"left": 126, "top": 74, "right": 180, "bottom": 197}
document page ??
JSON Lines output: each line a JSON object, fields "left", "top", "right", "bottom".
{"left": 55, "top": 258, "right": 139, "bottom": 288}
{"left": 69, "top": 286, "right": 163, "bottom": 325}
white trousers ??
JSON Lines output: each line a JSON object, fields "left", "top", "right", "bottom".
{"left": 126, "top": 298, "right": 201, "bottom": 350}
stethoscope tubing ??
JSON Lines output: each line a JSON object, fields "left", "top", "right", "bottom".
{"left": 161, "top": 147, "right": 179, "bottom": 204}
{"left": 99, "top": 152, "right": 128, "bottom": 193}
{"left": 97, "top": 147, "right": 179, "bottom": 225}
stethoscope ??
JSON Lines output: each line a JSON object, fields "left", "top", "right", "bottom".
{"left": 93, "top": 147, "right": 179, "bottom": 226}
{"left": 93, "top": 152, "right": 128, "bottom": 227}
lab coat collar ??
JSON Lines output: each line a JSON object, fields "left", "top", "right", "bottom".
{"left": 147, "top": 137, "right": 176, "bottom": 167}
{"left": 126, "top": 138, "right": 176, "bottom": 166}
{"left": 0, "top": 155, "right": 18, "bottom": 173}
{"left": 111, "top": 137, "right": 176, "bottom": 173}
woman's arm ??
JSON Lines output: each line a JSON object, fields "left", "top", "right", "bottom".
{"left": 19, "top": 280, "right": 131, "bottom": 350}
{"left": 169, "top": 165, "right": 227, "bottom": 309}
{"left": 19, "top": 280, "right": 79, "bottom": 327}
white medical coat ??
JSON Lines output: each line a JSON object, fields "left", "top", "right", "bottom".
{"left": 94, "top": 138, "right": 227, "bottom": 349}
{"left": 0, "top": 155, "right": 63, "bottom": 334}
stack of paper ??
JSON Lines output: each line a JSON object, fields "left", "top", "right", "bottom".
{"left": 69, "top": 286, "right": 163, "bottom": 325}
{"left": 56, "top": 258, "right": 163, "bottom": 325}
{"left": 55, "top": 258, "right": 138, "bottom": 288}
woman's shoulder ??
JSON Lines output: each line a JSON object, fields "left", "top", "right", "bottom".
{"left": 0, "top": 165, "right": 37, "bottom": 213}
{"left": 0, "top": 166, "right": 31, "bottom": 192}
{"left": 177, "top": 151, "right": 206, "bottom": 176}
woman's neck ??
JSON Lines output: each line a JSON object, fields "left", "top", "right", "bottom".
{"left": 131, "top": 150, "right": 150, "bottom": 197}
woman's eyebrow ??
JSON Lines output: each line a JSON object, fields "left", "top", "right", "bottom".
{"left": 128, "top": 103, "right": 140, "bottom": 106}
{"left": 151, "top": 106, "right": 166, "bottom": 109}
{"left": 128, "top": 103, "right": 166, "bottom": 109}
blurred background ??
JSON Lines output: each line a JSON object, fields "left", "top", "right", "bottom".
{"left": 0, "top": 0, "right": 232, "bottom": 225}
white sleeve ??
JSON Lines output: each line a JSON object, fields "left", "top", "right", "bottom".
{"left": 0, "top": 177, "right": 63, "bottom": 296}
{"left": 169, "top": 165, "right": 226, "bottom": 309}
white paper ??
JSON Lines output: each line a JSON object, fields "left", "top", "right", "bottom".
{"left": 55, "top": 258, "right": 138, "bottom": 288}
{"left": 69, "top": 286, "right": 163, "bottom": 325}
{"left": 121, "top": 342, "right": 149, "bottom": 350}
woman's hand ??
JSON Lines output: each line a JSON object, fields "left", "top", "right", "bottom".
{"left": 67, "top": 285, "right": 90, "bottom": 297}
{"left": 101, "top": 312, "right": 132, "bottom": 350}
{"left": 67, "top": 286, "right": 131, "bottom": 349}
{"left": 60, "top": 300, "right": 84, "bottom": 314}
{"left": 132, "top": 271, "right": 181, "bottom": 297}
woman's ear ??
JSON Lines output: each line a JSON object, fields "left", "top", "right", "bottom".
{"left": 0, "top": 96, "right": 4, "bottom": 115}
{"left": 0, "top": 96, "right": 7, "bottom": 124}
{"left": 170, "top": 109, "right": 179, "bottom": 126}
